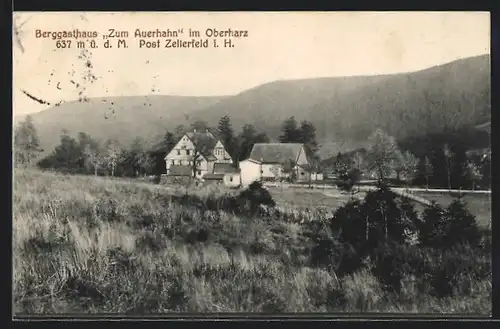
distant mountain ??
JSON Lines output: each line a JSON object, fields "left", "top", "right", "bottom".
{"left": 22, "top": 95, "right": 225, "bottom": 156}
{"left": 22, "top": 54, "right": 490, "bottom": 159}
{"left": 189, "top": 54, "right": 490, "bottom": 157}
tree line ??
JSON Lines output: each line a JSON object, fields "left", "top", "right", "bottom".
{"left": 14, "top": 114, "right": 490, "bottom": 190}
{"left": 329, "top": 128, "right": 489, "bottom": 191}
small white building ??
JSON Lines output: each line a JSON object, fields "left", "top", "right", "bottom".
{"left": 239, "top": 158, "right": 262, "bottom": 186}
{"left": 203, "top": 163, "right": 241, "bottom": 188}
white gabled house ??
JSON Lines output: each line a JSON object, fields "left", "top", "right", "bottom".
{"left": 239, "top": 143, "right": 316, "bottom": 186}
{"left": 164, "top": 129, "right": 233, "bottom": 179}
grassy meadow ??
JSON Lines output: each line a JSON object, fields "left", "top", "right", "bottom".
{"left": 13, "top": 169, "right": 491, "bottom": 314}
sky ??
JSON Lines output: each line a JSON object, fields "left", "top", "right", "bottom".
{"left": 13, "top": 11, "right": 490, "bottom": 117}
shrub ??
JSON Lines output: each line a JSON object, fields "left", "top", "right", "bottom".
{"left": 418, "top": 198, "right": 481, "bottom": 249}
{"left": 91, "top": 198, "right": 121, "bottom": 225}
{"left": 425, "top": 244, "right": 491, "bottom": 297}
{"left": 370, "top": 242, "right": 423, "bottom": 292}
{"left": 417, "top": 202, "right": 448, "bottom": 248}
{"left": 330, "top": 200, "right": 366, "bottom": 251}
{"left": 330, "top": 185, "right": 413, "bottom": 254}
{"left": 237, "top": 181, "right": 276, "bottom": 215}
{"left": 362, "top": 185, "right": 407, "bottom": 245}
{"left": 445, "top": 199, "right": 481, "bottom": 248}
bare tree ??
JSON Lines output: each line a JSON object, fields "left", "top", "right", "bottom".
{"left": 188, "top": 140, "right": 213, "bottom": 182}
{"left": 366, "top": 129, "right": 401, "bottom": 184}
{"left": 466, "top": 160, "right": 483, "bottom": 191}
{"left": 14, "top": 115, "right": 42, "bottom": 167}
{"left": 398, "top": 150, "right": 420, "bottom": 189}
{"left": 136, "top": 152, "right": 155, "bottom": 177}
{"left": 443, "top": 143, "right": 453, "bottom": 191}
{"left": 281, "top": 158, "right": 296, "bottom": 183}
{"left": 83, "top": 144, "right": 104, "bottom": 176}
{"left": 103, "top": 139, "right": 122, "bottom": 177}
{"left": 423, "top": 156, "right": 433, "bottom": 190}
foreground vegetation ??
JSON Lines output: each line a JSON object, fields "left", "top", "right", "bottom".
{"left": 13, "top": 169, "right": 491, "bottom": 314}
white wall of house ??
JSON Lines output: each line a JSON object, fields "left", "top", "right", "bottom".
{"left": 261, "top": 164, "right": 283, "bottom": 179}
{"left": 311, "top": 172, "right": 324, "bottom": 181}
{"left": 213, "top": 141, "right": 233, "bottom": 163}
{"left": 239, "top": 159, "right": 261, "bottom": 186}
{"left": 295, "top": 166, "right": 309, "bottom": 182}
{"left": 296, "top": 146, "right": 309, "bottom": 166}
{"left": 165, "top": 135, "right": 195, "bottom": 173}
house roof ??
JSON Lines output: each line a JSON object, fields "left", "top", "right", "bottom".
{"left": 248, "top": 143, "right": 304, "bottom": 164}
{"left": 185, "top": 131, "right": 219, "bottom": 158}
{"left": 168, "top": 165, "right": 192, "bottom": 176}
{"left": 203, "top": 173, "right": 225, "bottom": 180}
{"left": 213, "top": 163, "right": 240, "bottom": 174}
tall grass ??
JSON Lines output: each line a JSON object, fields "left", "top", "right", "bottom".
{"left": 12, "top": 169, "right": 491, "bottom": 314}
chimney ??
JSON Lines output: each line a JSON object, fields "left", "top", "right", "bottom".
{"left": 193, "top": 128, "right": 197, "bottom": 133}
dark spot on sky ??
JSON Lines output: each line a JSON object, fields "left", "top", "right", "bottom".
{"left": 111, "top": 102, "right": 114, "bottom": 105}
{"left": 57, "top": 82, "right": 61, "bottom": 90}
{"left": 21, "top": 89, "right": 51, "bottom": 105}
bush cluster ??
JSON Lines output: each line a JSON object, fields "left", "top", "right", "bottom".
{"left": 310, "top": 184, "right": 489, "bottom": 296}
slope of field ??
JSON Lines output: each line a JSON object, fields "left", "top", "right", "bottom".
{"left": 23, "top": 54, "right": 490, "bottom": 159}
{"left": 13, "top": 169, "right": 491, "bottom": 314}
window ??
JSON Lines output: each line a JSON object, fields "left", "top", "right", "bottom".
{"left": 261, "top": 170, "right": 264, "bottom": 174}
{"left": 177, "top": 150, "right": 180, "bottom": 155}
{"left": 301, "top": 172, "right": 304, "bottom": 176}
{"left": 229, "top": 176, "right": 233, "bottom": 182}
{"left": 186, "top": 149, "right": 190, "bottom": 155}
{"left": 172, "top": 160, "right": 175, "bottom": 165}
{"left": 197, "top": 170, "right": 201, "bottom": 175}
